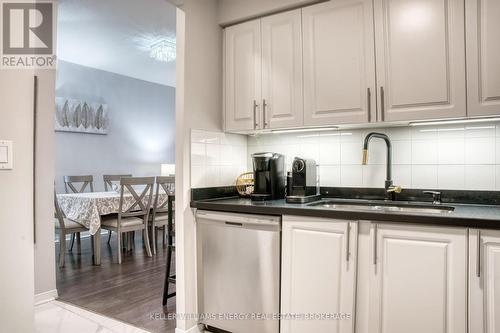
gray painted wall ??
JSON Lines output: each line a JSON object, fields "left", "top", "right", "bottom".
{"left": 55, "top": 60, "right": 175, "bottom": 193}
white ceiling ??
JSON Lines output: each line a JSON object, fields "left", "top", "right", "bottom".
{"left": 57, "top": 0, "right": 176, "bottom": 87}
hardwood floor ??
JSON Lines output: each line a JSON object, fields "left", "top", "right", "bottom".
{"left": 56, "top": 231, "right": 176, "bottom": 333}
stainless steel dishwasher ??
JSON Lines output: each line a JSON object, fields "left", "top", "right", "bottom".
{"left": 196, "top": 210, "right": 281, "bottom": 333}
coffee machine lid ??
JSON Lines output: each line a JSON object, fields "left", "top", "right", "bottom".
{"left": 252, "top": 152, "right": 274, "bottom": 158}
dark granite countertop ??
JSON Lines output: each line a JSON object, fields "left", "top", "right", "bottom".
{"left": 191, "top": 197, "right": 500, "bottom": 229}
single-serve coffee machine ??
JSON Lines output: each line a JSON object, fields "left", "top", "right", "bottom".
{"left": 286, "top": 157, "right": 320, "bottom": 203}
{"left": 251, "top": 152, "right": 285, "bottom": 201}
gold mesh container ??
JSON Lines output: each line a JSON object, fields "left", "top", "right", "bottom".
{"left": 236, "top": 172, "right": 254, "bottom": 197}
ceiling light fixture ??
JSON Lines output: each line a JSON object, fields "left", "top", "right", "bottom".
{"left": 409, "top": 117, "right": 500, "bottom": 126}
{"left": 150, "top": 38, "right": 176, "bottom": 63}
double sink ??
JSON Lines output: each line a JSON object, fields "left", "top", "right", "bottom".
{"left": 308, "top": 199, "right": 455, "bottom": 215}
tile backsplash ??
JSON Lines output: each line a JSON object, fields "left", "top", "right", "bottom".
{"left": 192, "top": 122, "right": 500, "bottom": 191}
{"left": 191, "top": 129, "right": 248, "bottom": 188}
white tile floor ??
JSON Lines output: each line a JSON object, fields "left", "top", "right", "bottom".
{"left": 35, "top": 301, "right": 151, "bottom": 333}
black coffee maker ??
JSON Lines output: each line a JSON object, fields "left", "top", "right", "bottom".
{"left": 251, "top": 152, "right": 285, "bottom": 201}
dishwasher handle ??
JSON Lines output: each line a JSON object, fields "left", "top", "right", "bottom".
{"left": 196, "top": 210, "right": 281, "bottom": 230}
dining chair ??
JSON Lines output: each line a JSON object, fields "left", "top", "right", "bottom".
{"left": 103, "top": 174, "right": 132, "bottom": 192}
{"left": 103, "top": 174, "right": 133, "bottom": 244}
{"left": 54, "top": 192, "right": 88, "bottom": 268}
{"left": 64, "top": 175, "right": 95, "bottom": 252}
{"left": 64, "top": 175, "right": 94, "bottom": 193}
{"left": 100, "top": 177, "right": 155, "bottom": 264}
{"left": 150, "top": 176, "right": 175, "bottom": 255}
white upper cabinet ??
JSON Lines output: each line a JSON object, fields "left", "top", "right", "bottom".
{"left": 369, "top": 224, "right": 467, "bottom": 333}
{"left": 302, "top": 0, "right": 376, "bottom": 126}
{"left": 469, "top": 229, "right": 500, "bottom": 333}
{"left": 466, "top": 0, "right": 500, "bottom": 116}
{"left": 224, "top": 20, "right": 262, "bottom": 132}
{"left": 261, "top": 10, "right": 303, "bottom": 129}
{"left": 373, "top": 0, "right": 466, "bottom": 122}
{"left": 281, "top": 216, "right": 357, "bottom": 333}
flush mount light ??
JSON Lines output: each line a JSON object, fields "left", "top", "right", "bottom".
{"left": 150, "top": 38, "right": 176, "bottom": 62}
{"left": 409, "top": 117, "right": 500, "bottom": 126}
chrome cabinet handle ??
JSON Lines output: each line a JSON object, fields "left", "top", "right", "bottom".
{"left": 373, "top": 223, "right": 378, "bottom": 265}
{"left": 367, "top": 88, "right": 371, "bottom": 122}
{"left": 253, "top": 100, "right": 259, "bottom": 129}
{"left": 346, "top": 222, "right": 351, "bottom": 262}
{"left": 380, "top": 86, "right": 385, "bottom": 122}
{"left": 263, "top": 99, "right": 268, "bottom": 128}
{"left": 477, "top": 230, "right": 481, "bottom": 278}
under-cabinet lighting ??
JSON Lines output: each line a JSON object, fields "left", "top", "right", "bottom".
{"left": 409, "top": 117, "right": 500, "bottom": 126}
{"left": 268, "top": 126, "right": 339, "bottom": 134}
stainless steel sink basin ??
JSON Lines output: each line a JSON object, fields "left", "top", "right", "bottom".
{"left": 309, "top": 200, "right": 455, "bottom": 214}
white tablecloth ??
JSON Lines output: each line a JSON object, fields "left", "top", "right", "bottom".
{"left": 56, "top": 191, "right": 169, "bottom": 235}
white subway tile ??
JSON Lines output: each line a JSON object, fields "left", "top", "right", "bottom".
{"left": 340, "top": 130, "right": 364, "bottom": 143}
{"left": 465, "top": 125, "right": 496, "bottom": 138}
{"left": 300, "top": 143, "right": 320, "bottom": 162}
{"left": 496, "top": 138, "right": 500, "bottom": 164}
{"left": 341, "top": 142, "right": 363, "bottom": 165}
{"left": 465, "top": 165, "right": 495, "bottom": 190}
{"left": 412, "top": 141, "right": 438, "bottom": 164}
{"left": 412, "top": 165, "right": 438, "bottom": 188}
{"left": 496, "top": 166, "right": 500, "bottom": 190}
{"left": 437, "top": 165, "right": 465, "bottom": 190}
{"left": 319, "top": 166, "right": 341, "bottom": 186}
{"left": 366, "top": 140, "right": 387, "bottom": 165}
{"left": 220, "top": 145, "right": 233, "bottom": 165}
{"left": 465, "top": 137, "right": 495, "bottom": 164}
{"left": 219, "top": 166, "right": 237, "bottom": 186}
{"left": 393, "top": 165, "right": 412, "bottom": 188}
{"left": 191, "top": 143, "right": 206, "bottom": 166}
{"left": 205, "top": 144, "right": 221, "bottom": 166}
{"left": 438, "top": 138, "right": 464, "bottom": 164}
{"left": 393, "top": 141, "right": 412, "bottom": 164}
{"left": 436, "top": 125, "right": 465, "bottom": 138}
{"left": 191, "top": 165, "right": 206, "bottom": 188}
{"left": 205, "top": 166, "right": 220, "bottom": 187}
{"left": 411, "top": 127, "right": 438, "bottom": 140}
{"left": 319, "top": 142, "right": 341, "bottom": 165}
{"left": 386, "top": 127, "right": 411, "bottom": 140}
{"left": 341, "top": 165, "right": 363, "bottom": 187}
{"left": 362, "top": 165, "right": 386, "bottom": 188}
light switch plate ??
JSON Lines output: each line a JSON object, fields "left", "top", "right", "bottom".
{"left": 0, "top": 140, "right": 13, "bottom": 170}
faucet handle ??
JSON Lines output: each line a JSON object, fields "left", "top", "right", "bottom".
{"left": 387, "top": 185, "right": 402, "bottom": 193}
{"left": 423, "top": 190, "right": 442, "bottom": 204}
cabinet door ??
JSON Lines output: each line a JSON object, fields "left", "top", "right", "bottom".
{"left": 262, "top": 10, "right": 303, "bottom": 129}
{"left": 469, "top": 229, "right": 500, "bottom": 333}
{"left": 302, "top": 0, "right": 376, "bottom": 126}
{"left": 369, "top": 224, "right": 467, "bottom": 333}
{"left": 224, "top": 20, "right": 262, "bottom": 132}
{"left": 466, "top": 0, "right": 500, "bottom": 116}
{"left": 281, "top": 216, "right": 357, "bottom": 333}
{"left": 373, "top": 0, "right": 466, "bottom": 122}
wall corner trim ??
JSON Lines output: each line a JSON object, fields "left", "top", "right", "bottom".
{"left": 175, "top": 324, "right": 204, "bottom": 333}
{"left": 34, "top": 289, "right": 58, "bottom": 306}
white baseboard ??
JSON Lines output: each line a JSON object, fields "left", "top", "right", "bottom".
{"left": 34, "top": 289, "right": 58, "bottom": 305}
{"left": 175, "top": 324, "right": 204, "bottom": 333}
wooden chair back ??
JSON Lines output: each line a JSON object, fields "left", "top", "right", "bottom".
{"left": 118, "top": 177, "right": 155, "bottom": 221}
{"left": 54, "top": 191, "right": 67, "bottom": 230}
{"left": 152, "top": 176, "right": 175, "bottom": 216}
{"left": 64, "top": 175, "right": 94, "bottom": 193}
{"left": 103, "top": 174, "right": 132, "bottom": 191}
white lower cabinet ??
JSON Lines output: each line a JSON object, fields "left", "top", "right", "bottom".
{"left": 281, "top": 216, "right": 358, "bottom": 333}
{"left": 469, "top": 229, "right": 500, "bottom": 333}
{"left": 367, "top": 223, "right": 467, "bottom": 333}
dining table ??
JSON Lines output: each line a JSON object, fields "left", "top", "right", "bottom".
{"left": 56, "top": 190, "right": 169, "bottom": 265}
